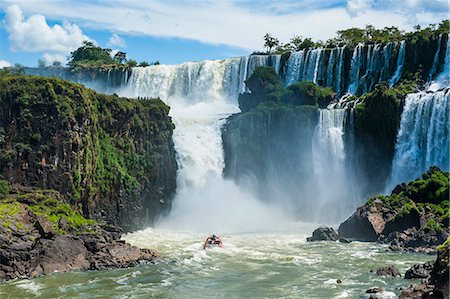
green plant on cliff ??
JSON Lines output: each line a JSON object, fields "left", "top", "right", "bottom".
{"left": 0, "top": 75, "right": 176, "bottom": 229}
{"left": 239, "top": 67, "right": 334, "bottom": 112}
{"left": 69, "top": 41, "right": 116, "bottom": 67}
{"left": 0, "top": 180, "right": 9, "bottom": 198}
{"left": 368, "top": 167, "right": 449, "bottom": 233}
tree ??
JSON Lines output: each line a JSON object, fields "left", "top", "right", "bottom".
{"left": 126, "top": 59, "right": 138, "bottom": 67}
{"left": 52, "top": 61, "right": 62, "bottom": 67}
{"left": 114, "top": 51, "right": 127, "bottom": 64}
{"left": 37, "top": 59, "right": 46, "bottom": 68}
{"left": 264, "top": 33, "right": 279, "bottom": 53}
{"left": 68, "top": 40, "right": 115, "bottom": 66}
{"left": 139, "top": 61, "right": 150, "bottom": 67}
{"left": 290, "top": 35, "right": 304, "bottom": 51}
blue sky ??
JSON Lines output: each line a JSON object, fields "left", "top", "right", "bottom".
{"left": 0, "top": 0, "right": 448, "bottom": 67}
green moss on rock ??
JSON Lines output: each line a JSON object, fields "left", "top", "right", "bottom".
{"left": 0, "top": 75, "right": 177, "bottom": 231}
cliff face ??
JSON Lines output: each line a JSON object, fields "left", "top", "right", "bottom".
{"left": 351, "top": 84, "right": 404, "bottom": 194}
{"left": 338, "top": 166, "right": 449, "bottom": 251}
{"left": 0, "top": 76, "right": 177, "bottom": 232}
{"left": 223, "top": 103, "right": 320, "bottom": 219}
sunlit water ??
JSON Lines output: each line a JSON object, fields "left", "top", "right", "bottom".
{"left": 0, "top": 226, "right": 432, "bottom": 299}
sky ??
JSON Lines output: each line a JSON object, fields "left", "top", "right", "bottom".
{"left": 0, "top": 0, "right": 448, "bottom": 67}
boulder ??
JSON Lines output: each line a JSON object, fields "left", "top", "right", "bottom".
{"left": 338, "top": 199, "right": 390, "bottom": 241}
{"left": 429, "top": 239, "right": 449, "bottom": 299}
{"left": 366, "top": 287, "right": 384, "bottom": 293}
{"left": 307, "top": 226, "right": 339, "bottom": 242}
{"left": 404, "top": 261, "right": 434, "bottom": 279}
{"left": 376, "top": 265, "right": 401, "bottom": 277}
{"left": 338, "top": 237, "right": 351, "bottom": 243}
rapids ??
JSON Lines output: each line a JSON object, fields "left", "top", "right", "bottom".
{"left": 0, "top": 228, "right": 432, "bottom": 298}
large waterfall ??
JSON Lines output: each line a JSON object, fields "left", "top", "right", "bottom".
{"left": 22, "top": 36, "right": 448, "bottom": 228}
{"left": 312, "top": 109, "right": 357, "bottom": 219}
{"left": 389, "top": 37, "right": 450, "bottom": 187}
{"left": 120, "top": 58, "right": 289, "bottom": 232}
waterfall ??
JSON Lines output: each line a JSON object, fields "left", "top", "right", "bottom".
{"left": 389, "top": 89, "right": 449, "bottom": 185}
{"left": 122, "top": 57, "right": 288, "bottom": 232}
{"left": 389, "top": 41, "right": 406, "bottom": 86}
{"left": 347, "top": 42, "right": 400, "bottom": 95}
{"left": 284, "top": 51, "right": 306, "bottom": 85}
{"left": 389, "top": 37, "right": 450, "bottom": 188}
{"left": 429, "top": 33, "right": 444, "bottom": 80}
{"left": 312, "top": 109, "right": 355, "bottom": 218}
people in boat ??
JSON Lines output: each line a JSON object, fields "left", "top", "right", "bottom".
{"left": 203, "top": 234, "right": 223, "bottom": 249}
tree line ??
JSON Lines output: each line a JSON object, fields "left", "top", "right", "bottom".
{"left": 261, "top": 20, "right": 449, "bottom": 54}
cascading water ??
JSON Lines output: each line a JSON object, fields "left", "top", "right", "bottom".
{"left": 389, "top": 37, "right": 449, "bottom": 188}
{"left": 347, "top": 42, "right": 399, "bottom": 95}
{"left": 312, "top": 109, "right": 356, "bottom": 220}
{"left": 389, "top": 41, "right": 406, "bottom": 87}
{"left": 122, "top": 58, "right": 288, "bottom": 232}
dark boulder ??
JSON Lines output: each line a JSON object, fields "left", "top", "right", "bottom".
{"left": 366, "top": 287, "right": 384, "bottom": 293}
{"left": 404, "top": 261, "right": 434, "bottom": 279}
{"left": 307, "top": 226, "right": 339, "bottom": 242}
{"left": 338, "top": 237, "right": 351, "bottom": 243}
{"left": 376, "top": 265, "right": 401, "bottom": 277}
{"left": 338, "top": 198, "right": 391, "bottom": 241}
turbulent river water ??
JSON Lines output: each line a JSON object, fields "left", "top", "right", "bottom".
{"left": 0, "top": 227, "right": 432, "bottom": 298}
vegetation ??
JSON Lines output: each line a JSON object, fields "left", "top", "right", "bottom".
{"left": 0, "top": 189, "right": 97, "bottom": 234}
{"left": 367, "top": 166, "right": 449, "bottom": 233}
{"left": 0, "top": 75, "right": 176, "bottom": 228}
{"left": 68, "top": 41, "right": 116, "bottom": 67}
{"left": 239, "top": 67, "right": 334, "bottom": 112}
{"left": 0, "top": 180, "right": 9, "bottom": 198}
{"left": 258, "top": 19, "right": 449, "bottom": 54}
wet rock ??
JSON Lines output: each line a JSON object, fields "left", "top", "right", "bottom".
{"left": 404, "top": 261, "right": 434, "bottom": 279}
{"left": 306, "top": 226, "right": 339, "bottom": 242}
{"left": 366, "top": 287, "right": 384, "bottom": 293}
{"left": 34, "top": 216, "right": 55, "bottom": 239}
{"left": 338, "top": 199, "right": 391, "bottom": 241}
{"left": 58, "top": 217, "right": 69, "bottom": 231}
{"left": 398, "top": 283, "right": 435, "bottom": 299}
{"left": 336, "top": 279, "right": 342, "bottom": 284}
{"left": 0, "top": 199, "right": 159, "bottom": 281}
{"left": 376, "top": 265, "right": 401, "bottom": 277}
{"left": 338, "top": 237, "right": 351, "bottom": 243}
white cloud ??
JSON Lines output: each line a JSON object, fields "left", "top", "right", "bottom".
{"left": 346, "top": 0, "right": 373, "bottom": 16}
{"left": 110, "top": 49, "right": 119, "bottom": 58}
{"left": 0, "top": 60, "right": 12, "bottom": 68}
{"left": 107, "top": 33, "right": 126, "bottom": 48}
{"left": 0, "top": 0, "right": 447, "bottom": 54}
{"left": 2, "top": 4, "right": 92, "bottom": 62}
{"left": 42, "top": 53, "right": 67, "bottom": 64}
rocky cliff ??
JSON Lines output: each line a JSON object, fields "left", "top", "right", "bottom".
{"left": 339, "top": 166, "right": 449, "bottom": 252}
{"left": 0, "top": 186, "right": 158, "bottom": 281}
{"left": 0, "top": 75, "right": 177, "bottom": 232}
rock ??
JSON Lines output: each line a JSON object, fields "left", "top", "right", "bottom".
{"left": 338, "top": 199, "right": 391, "bottom": 241}
{"left": 376, "top": 265, "right": 401, "bottom": 277}
{"left": 306, "top": 226, "right": 339, "bottom": 242}
{"left": 429, "top": 239, "right": 449, "bottom": 299}
{"left": 33, "top": 235, "right": 90, "bottom": 276}
{"left": 404, "top": 261, "right": 434, "bottom": 279}
{"left": 398, "top": 283, "right": 434, "bottom": 298}
{"left": 58, "top": 217, "right": 69, "bottom": 231}
{"left": 338, "top": 237, "right": 351, "bottom": 243}
{"left": 336, "top": 279, "right": 342, "bottom": 284}
{"left": 366, "top": 287, "right": 384, "bottom": 293}
{"left": 34, "top": 216, "right": 55, "bottom": 239}
{"left": 0, "top": 196, "right": 159, "bottom": 281}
